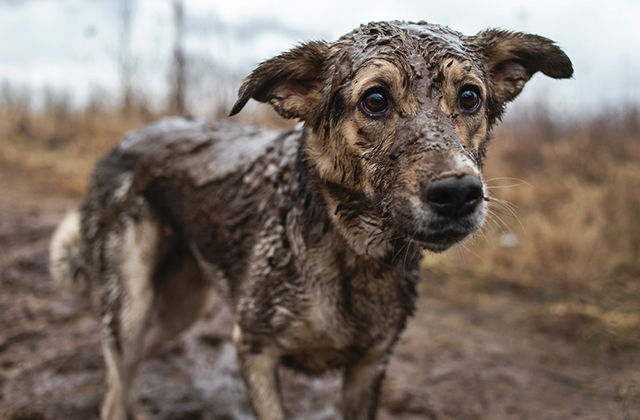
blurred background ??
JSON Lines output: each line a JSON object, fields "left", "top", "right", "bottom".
{"left": 1, "top": 1, "right": 639, "bottom": 419}
{"left": 1, "top": 0, "right": 639, "bottom": 114}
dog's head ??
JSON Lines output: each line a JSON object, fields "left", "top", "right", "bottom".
{"left": 231, "top": 21, "right": 572, "bottom": 254}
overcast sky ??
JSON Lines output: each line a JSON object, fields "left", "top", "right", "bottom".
{"left": 1, "top": 0, "right": 639, "bottom": 115}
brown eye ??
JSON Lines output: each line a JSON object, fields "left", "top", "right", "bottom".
{"left": 361, "top": 90, "right": 389, "bottom": 116}
{"left": 459, "top": 87, "right": 481, "bottom": 112}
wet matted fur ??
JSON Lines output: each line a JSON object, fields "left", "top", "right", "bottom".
{"left": 50, "top": 21, "right": 572, "bottom": 420}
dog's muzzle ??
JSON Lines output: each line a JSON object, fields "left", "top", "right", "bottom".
{"left": 410, "top": 173, "right": 485, "bottom": 252}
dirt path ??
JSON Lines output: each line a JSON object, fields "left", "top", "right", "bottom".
{"left": 1, "top": 165, "right": 638, "bottom": 420}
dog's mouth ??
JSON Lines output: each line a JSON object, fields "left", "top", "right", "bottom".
{"left": 409, "top": 228, "right": 473, "bottom": 252}
{"left": 399, "top": 211, "right": 485, "bottom": 253}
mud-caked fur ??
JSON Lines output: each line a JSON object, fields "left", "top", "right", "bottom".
{"left": 50, "top": 21, "right": 572, "bottom": 420}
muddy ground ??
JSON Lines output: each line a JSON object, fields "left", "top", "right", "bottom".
{"left": 1, "top": 164, "right": 639, "bottom": 420}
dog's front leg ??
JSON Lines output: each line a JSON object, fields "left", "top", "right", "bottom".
{"left": 342, "top": 351, "right": 390, "bottom": 420}
{"left": 234, "top": 325, "right": 285, "bottom": 420}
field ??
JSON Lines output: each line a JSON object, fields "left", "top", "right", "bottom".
{"left": 1, "top": 103, "right": 639, "bottom": 419}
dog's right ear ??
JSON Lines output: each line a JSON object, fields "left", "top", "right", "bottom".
{"left": 229, "top": 41, "right": 330, "bottom": 120}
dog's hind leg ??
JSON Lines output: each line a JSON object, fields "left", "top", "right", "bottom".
{"left": 99, "top": 204, "right": 210, "bottom": 420}
{"left": 99, "top": 212, "right": 162, "bottom": 420}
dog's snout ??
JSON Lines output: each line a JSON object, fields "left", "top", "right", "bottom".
{"left": 424, "top": 174, "right": 483, "bottom": 218}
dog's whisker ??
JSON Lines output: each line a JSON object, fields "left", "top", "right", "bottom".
{"left": 484, "top": 176, "right": 532, "bottom": 188}
{"left": 459, "top": 241, "right": 483, "bottom": 261}
{"left": 485, "top": 212, "right": 508, "bottom": 235}
{"left": 486, "top": 183, "right": 528, "bottom": 189}
{"left": 488, "top": 195, "right": 519, "bottom": 213}
{"left": 488, "top": 199, "right": 525, "bottom": 234}
{"left": 478, "top": 219, "right": 495, "bottom": 243}
{"left": 488, "top": 209, "right": 519, "bottom": 239}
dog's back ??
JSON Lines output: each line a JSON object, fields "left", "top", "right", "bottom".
{"left": 53, "top": 118, "right": 293, "bottom": 292}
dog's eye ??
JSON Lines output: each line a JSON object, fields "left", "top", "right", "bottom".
{"left": 458, "top": 87, "right": 481, "bottom": 113}
{"left": 361, "top": 90, "right": 389, "bottom": 116}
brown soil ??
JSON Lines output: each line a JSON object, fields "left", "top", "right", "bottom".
{"left": 1, "top": 165, "right": 638, "bottom": 420}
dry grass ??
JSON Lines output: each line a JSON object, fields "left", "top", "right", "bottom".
{"left": 422, "top": 107, "right": 640, "bottom": 353}
{"left": 1, "top": 101, "right": 639, "bottom": 353}
{"left": 0, "top": 104, "right": 291, "bottom": 195}
{"left": 0, "top": 107, "right": 155, "bottom": 195}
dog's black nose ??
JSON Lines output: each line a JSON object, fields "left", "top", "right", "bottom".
{"left": 424, "top": 174, "right": 483, "bottom": 218}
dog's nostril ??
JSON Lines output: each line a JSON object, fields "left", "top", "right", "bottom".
{"left": 425, "top": 174, "right": 483, "bottom": 218}
{"left": 427, "top": 187, "right": 453, "bottom": 206}
{"left": 465, "top": 181, "right": 483, "bottom": 203}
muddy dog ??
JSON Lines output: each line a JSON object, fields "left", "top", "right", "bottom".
{"left": 50, "top": 21, "right": 572, "bottom": 420}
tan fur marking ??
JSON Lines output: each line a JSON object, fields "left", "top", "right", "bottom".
{"left": 307, "top": 60, "right": 418, "bottom": 190}
{"left": 245, "top": 353, "right": 283, "bottom": 420}
{"left": 49, "top": 210, "right": 84, "bottom": 291}
{"left": 234, "top": 327, "right": 284, "bottom": 420}
{"left": 438, "top": 58, "right": 488, "bottom": 150}
{"left": 101, "top": 340, "right": 127, "bottom": 420}
{"left": 350, "top": 61, "right": 419, "bottom": 116}
{"left": 120, "top": 217, "right": 159, "bottom": 343}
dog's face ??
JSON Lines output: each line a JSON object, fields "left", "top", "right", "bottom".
{"left": 231, "top": 21, "right": 572, "bottom": 253}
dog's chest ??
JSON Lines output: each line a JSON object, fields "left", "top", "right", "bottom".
{"left": 273, "top": 259, "right": 403, "bottom": 373}
{"left": 275, "top": 288, "right": 362, "bottom": 373}
{"left": 279, "top": 286, "right": 349, "bottom": 347}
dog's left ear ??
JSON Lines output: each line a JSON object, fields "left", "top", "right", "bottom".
{"left": 472, "top": 30, "right": 573, "bottom": 105}
{"left": 229, "top": 41, "right": 330, "bottom": 120}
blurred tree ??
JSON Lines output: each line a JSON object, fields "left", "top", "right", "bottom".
{"left": 168, "top": 0, "right": 187, "bottom": 115}
{"left": 119, "top": 0, "right": 135, "bottom": 115}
